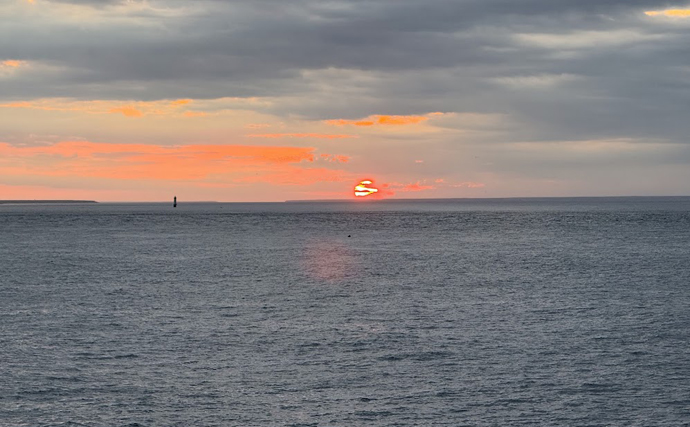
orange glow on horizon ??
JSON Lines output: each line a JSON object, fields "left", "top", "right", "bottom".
{"left": 354, "top": 180, "right": 380, "bottom": 197}
{"left": 0, "top": 141, "right": 353, "bottom": 184}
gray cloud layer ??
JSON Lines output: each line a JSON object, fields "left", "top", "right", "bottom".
{"left": 3, "top": 0, "right": 690, "bottom": 147}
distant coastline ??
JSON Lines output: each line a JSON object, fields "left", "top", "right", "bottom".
{"left": 0, "top": 200, "right": 98, "bottom": 205}
{"left": 284, "top": 195, "right": 690, "bottom": 203}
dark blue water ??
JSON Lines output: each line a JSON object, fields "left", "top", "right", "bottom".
{"left": 2, "top": 198, "right": 690, "bottom": 426}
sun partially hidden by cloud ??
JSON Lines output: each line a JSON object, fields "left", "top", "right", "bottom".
{"left": 354, "top": 180, "right": 379, "bottom": 197}
{"left": 645, "top": 9, "right": 690, "bottom": 17}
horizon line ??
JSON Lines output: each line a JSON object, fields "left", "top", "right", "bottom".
{"left": 3, "top": 195, "right": 690, "bottom": 204}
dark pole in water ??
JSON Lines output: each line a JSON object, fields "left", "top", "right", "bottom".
{"left": 173, "top": 196, "right": 177, "bottom": 208}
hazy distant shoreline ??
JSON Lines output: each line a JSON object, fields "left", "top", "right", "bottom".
{"left": 0, "top": 200, "right": 98, "bottom": 205}
{"left": 285, "top": 195, "right": 690, "bottom": 203}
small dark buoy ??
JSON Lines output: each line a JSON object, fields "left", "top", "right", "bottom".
{"left": 173, "top": 196, "right": 177, "bottom": 208}
{"left": 348, "top": 235, "right": 351, "bottom": 237}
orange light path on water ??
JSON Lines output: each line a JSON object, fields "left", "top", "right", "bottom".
{"left": 354, "top": 180, "right": 379, "bottom": 197}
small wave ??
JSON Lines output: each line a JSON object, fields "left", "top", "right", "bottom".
{"left": 74, "top": 352, "right": 138, "bottom": 360}
{"left": 354, "top": 410, "right": 394, "bottom": 418}
{"left": 378, "top": 350, "right": 455, "bottom": 362}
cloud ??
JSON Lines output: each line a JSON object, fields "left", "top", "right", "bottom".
{"left": 237, "top": 167, "right": 349, "bottom": 186}
{"left": 245, "top": 123, "right": 272, "bottom": 129}
{"left": 247, "top": 133, "right": 358, "bottom": 139}
{"left": 109, "top": 106, "right": 143, "bottom": 117}
{"left": 0, "top": 98, "right": 206, "bottom": 118}
{"left": 492, "top": 73, "right": 581, "bottom": 89}
{"left": 0, "top": 141, "right": 347, "bottom": 183}
{"left": 320, "top": 153, "right": 350, "bottom": 163}
{"left": 1, "top": 60, "right": 25, "bottom": 68}
{"left": 325, "top": 114, "right": 430, "bottom": 127}
{"left": 385, "top": 181, "right": 435, "bottom": 192}
{"left": 645, "top": 9, "right": 690, "bottom": 17}
{"left": 3, "top": 0, "right": 690, "bottom": 199}
{"left": 515, "top": 30, "right": 665, "bottom": 50}
{"left": 401, "top": 182, "right": 434, "bottom": 192}
{"left": 1, "top": 60, "right": 29, "bottom": 78}
{"left": 451, "top": 182, "right": 486, "bottom": 189}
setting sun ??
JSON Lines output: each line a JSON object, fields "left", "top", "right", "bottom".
{"left": 354, "top": 180, "right": 379, "bottom": 197}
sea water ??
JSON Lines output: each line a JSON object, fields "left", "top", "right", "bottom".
{"left": 1, "top": 197, "right": 689, "bottom": 426}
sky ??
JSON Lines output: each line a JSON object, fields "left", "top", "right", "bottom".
{"left": 1, "top": 0, "right": 690, "bottom": 202}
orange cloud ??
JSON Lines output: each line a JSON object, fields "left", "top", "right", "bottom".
{"left": 0, "top": 141, "right": 332, "bottom": 181}
{"left": 325, "top": 114, "right": 431, "bottom": 127}
{"left": 645, "top": 9, "right": 690, "bottom": 17}
{"left": 1, "top": 60, "right": 24, "bottom": 68}
{"left": 1, "top": 102, "right": 32, "bottom": 108}
{"left": 326, "top": 119, "right": 377, "bottom": 127}
{"left": 109, "top": 106, "right": 144, "bottom": 118}
{"left": 379, "top": 116, "right": 428, "bottom": 125}
{"left": 247, "top": 133, "right": 358, "bottom": 139}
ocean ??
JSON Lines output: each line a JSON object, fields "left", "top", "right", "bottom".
{"left": 1, "top": 197, "right": 689, "bottom": 426}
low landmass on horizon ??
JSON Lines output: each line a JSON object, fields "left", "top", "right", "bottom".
{"left": 0, "top": 200, "right": 98, "bottom": 205}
